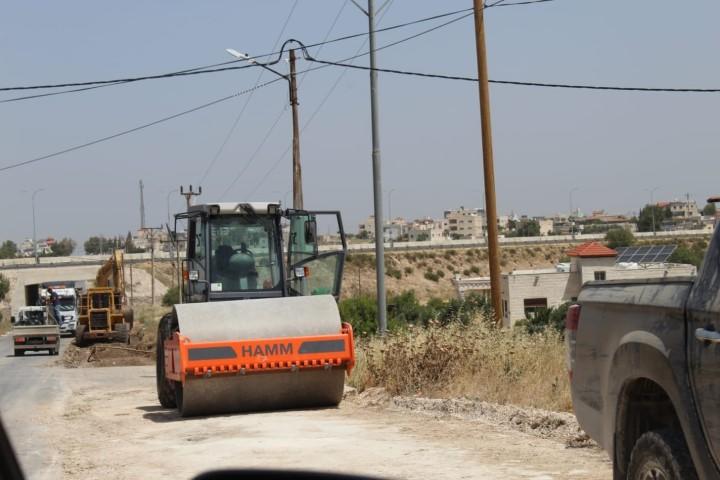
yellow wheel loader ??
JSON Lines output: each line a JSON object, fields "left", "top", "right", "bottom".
{"left": 76, "top": 249, "right": 133, "bottom": 346}
{"left": 157, "top": 202, "right": 354, "bottom": 417}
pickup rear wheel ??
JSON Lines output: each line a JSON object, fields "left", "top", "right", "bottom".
{"left": 627, "top": 429, "right": 697, "bottom": 480}
{"left": 14, "top": 349, "right": 24, "bottom": 357}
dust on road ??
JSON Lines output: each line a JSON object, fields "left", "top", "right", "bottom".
{"left": 47, "top": 366, "right": 611, "bottom": 480}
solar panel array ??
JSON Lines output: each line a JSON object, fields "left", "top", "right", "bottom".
{"left": 615, "top": 245, "right": 677, "bottom": 264}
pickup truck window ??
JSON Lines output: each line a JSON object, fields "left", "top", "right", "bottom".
{"left": 15, "top": 310, "right": 47, "bottom": 326}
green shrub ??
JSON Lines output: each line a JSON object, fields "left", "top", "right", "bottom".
{"left": 462, "top": 269, "right": 471, "bottom": 276}
{"left": 403, "top": 266, "right": 414, "bottom": 275}
{"left": 515, "top": 302, "right": 570, "bottom": 335}
{"left": 424, "top": 270, "right": 440, "bottom": 282}
{"left": 470, "top": 265, "right": 480, "bottom": 275}
{"left": 606, "top": 228, "right": 635, "bottom": 249}
{"left": 339, "top": 296, "right": 378, "bottom": 334}
{"left": 162, "top": 286, "right": 180, "bottom": 306}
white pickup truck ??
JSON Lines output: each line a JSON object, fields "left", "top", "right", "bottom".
{"left": 10, "top": 306, "right": 61, "bottom": 356}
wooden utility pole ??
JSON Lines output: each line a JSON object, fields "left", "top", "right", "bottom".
{"left": 289, "top": 49, "right": 303, "bottom": 209}
{"left": 473, "top": 0, "right": 503, "bottom": 325}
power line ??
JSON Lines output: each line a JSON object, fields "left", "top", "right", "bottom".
{"left": 303, "top": 58, "right": 720, "bottom": 92}
{"left": 0, "top": 6, "right": 476, "bottom": 96}
{"left": 247, "top": 1, "right": 397, "bottom": 198}
{"left": 219, "top": 1, "right": 350, "bottom": 199}
{"left": 0, "top": 78, "right": 284, "bottom": 174}
{"left": 197, "top": 0, "right": 299, "bottom": 186}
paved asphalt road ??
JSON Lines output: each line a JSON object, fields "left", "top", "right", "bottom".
{"left": 0, "top": 334, "right": 72, "bottom": 480}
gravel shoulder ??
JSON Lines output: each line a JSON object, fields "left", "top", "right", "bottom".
{"left": 44, "top": 366, "right": 611, "bottom": 480}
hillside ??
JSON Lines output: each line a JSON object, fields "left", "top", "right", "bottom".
{"left": 342, "top": 243, "right": 575, "bottom": 302}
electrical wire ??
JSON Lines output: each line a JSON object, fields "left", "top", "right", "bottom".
{"left": 0, "top": 78, "right": 284, "bottom": 173}
{"left": 0, "top": 6, "right": 476, "bottom": 95}
{"left": 218, "top": 1, "right": 351, "bottom": 199}
{"left": 247, "top": 2, "right": 397, "bottom": 198}
{"left": 197, "top": 0, "right": 299, "bottom": 186}
{"left": 0, "top": 63, "right": 255, "bottom": 104}
{"left": 303, "top": 58, "right": 720, "bottom": 92}
{"left": 0, "top": 0, "right": 545, "bottom": 104}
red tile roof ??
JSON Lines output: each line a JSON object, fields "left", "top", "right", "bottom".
{"left": 567, "top": 242, "right": 617, "bottom": 258}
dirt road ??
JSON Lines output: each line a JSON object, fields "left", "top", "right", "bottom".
{"left": 1, "top": 336, "right": 611, "bottom": 480}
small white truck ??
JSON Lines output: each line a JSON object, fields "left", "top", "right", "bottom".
{"left": 11, "top": 306, "right": 61, "bottom": 356}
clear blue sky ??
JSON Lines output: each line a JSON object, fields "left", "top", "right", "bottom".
{"left": 1, "top": 0, "right": 719, "bottom": 247}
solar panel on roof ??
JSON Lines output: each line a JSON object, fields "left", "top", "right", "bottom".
{"left": 615, "top": 245, "right": 676, "bottom": 263}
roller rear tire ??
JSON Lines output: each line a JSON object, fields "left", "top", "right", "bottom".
{"left": 156, "top": 312, "right": 178, "bottom": 408}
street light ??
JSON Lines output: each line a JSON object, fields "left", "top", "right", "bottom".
{"left": 387, "top": 188, "right": 396, "bottom": 221}
{"left": 646, "top": 186, "right": 661, "bottom": 236}
{"left": 226, "top": 45, "right": 304, "bottom": 209}
{"left": 30, "top": 188, "right": 45, "bottom": 264}
{"left": 166, "top": 188, "right": 179, "bottom": 225}
{"left": 569, "top": 187, "right": 579, "bottom": 238}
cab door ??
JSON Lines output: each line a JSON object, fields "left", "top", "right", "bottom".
{"left": 687, "top": 225, "right": 720, "bottom": 464}
{"left": 286, "top": 211, "right": 347, "bottom": 298}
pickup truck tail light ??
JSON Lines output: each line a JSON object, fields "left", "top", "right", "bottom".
{"left": 46, "top": 336, "right": 58, "bottom": 343}
{"left": 565, "top": 304, "right": 581, "bottom": 381}
{"left": 14, "top": 337, "right": 25, "bottom": 344}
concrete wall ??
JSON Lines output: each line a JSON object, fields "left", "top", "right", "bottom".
{"left": 502, "top": 270, "right": 572, "bottom": 326}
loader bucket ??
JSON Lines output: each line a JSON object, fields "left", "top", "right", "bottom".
{"left": 160, "top": 295, "right": 355, "bottom": 417}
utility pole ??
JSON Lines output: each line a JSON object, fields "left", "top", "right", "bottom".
{"left": 289, "top": 49, "right": 303, "bottom": 209}
{"left": 351, "top": 0, "right": 388, "bottom": 334}
{"left": 473, "top": 0, "right": 503, "bottom": 326}
{"left": 139, "top": 180, "right": 146, "bottom": 230}
{"left": 180, "top": 185, "right": 202, "bottom": 210}
{"left": 129, "top": 262, "right": 134, "bottom": 306}
{"left": 142, "top": 227, "right": 163, "bottom": 306}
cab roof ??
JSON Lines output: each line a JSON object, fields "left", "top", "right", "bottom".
{"left": 188, "top": 202, "right": 281, "bottom": 216}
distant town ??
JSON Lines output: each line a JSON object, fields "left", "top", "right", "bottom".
{"left": 356, "top": 197, "right": 718, "bottom": 242}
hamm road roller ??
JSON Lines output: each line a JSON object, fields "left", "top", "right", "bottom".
{"left": 157, "top": 202, "right": 355, "bottom": 416}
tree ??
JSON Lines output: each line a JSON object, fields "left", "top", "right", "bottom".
{"left": 605, "top": 228, "right": 635, "bottom": 249}
{"left": 50, "top": 238, "right": 75, "bottom": 256}
{"left": 668, "top": 243, "right": 706, "bottom": 268}
{"left": 509, "top": 220, "right": 541, "bottom": 237}
{"left": 415, "top": 232, "right": 430, "bottom": 242}
{"left": 0, "top": 240, "right": 17, "bottom": 259}
{"left": 637, "top": 205, "right": 672, "bottom": 232}
{"left": 84, "top": 236, "right": 113, "bottom": 255}
{"left": 703, "top": 203, "right": 717, "bottom": 216}
{"left": 0, "top": 273, "right": 9, "bottom": 301}
{"left": 124, "top": 232, "right": 145, "bottom": 254}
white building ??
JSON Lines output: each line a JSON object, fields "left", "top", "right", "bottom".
{"left": 454, "top": 242, "right": 697, "bottom": 327}
{"left": 444, "top": 207, "right": 485, "bottom": 240}
{"left": 408, "top": 218, "right": 446, "bottom": 242}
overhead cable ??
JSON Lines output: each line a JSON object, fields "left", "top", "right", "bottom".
{"left": 0, "top": 78, "right": 284, "bottom": 173}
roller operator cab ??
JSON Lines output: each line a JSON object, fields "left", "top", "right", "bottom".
{"left": 180, "top": 202, "right": 346, "bottom": 302}
{"left": 156, "top": 202, "right": 355, "bottom": 417}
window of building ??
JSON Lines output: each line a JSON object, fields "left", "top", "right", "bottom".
{"left": 523, "top": 298, "right": 548, "bottom": 318}
{"left": 503, "top": 300, "right": 508, "bottom": 318}
{"left": 594, "top": 271, "right": 606, "bottom": 281}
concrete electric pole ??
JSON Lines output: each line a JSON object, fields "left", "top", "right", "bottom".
{"left": 351, "top": 0, "right": 389, "bottom": 334}
{"left": 473, "top": 0, "right": 503, "bottom": 326}
{"left": 180, "top": 185, "right": 202, "bottom": 210}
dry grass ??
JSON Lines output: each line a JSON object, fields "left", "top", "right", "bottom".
{"left": 349, "top": 321, "right": 571, "bottom": 412}
{"left": 131, "top": 304, "right": 170, "bottom": 346}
